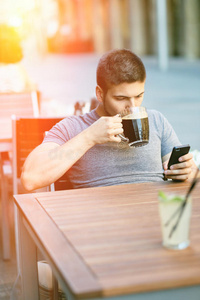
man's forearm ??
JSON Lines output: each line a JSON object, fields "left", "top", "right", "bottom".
{"left": 21, "top": 128, "right": 95, "bottom": 191}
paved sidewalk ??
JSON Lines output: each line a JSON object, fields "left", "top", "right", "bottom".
{"left": 23, "top": 53, "right": 200, "bottom": 150}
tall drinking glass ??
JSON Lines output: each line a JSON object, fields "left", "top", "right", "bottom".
{"left": 158, "top": 192, "right": 192, "bottom": 250}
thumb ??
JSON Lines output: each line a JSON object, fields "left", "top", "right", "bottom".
{"left": 163, "top": 161, "right": 168, "bottom": 171}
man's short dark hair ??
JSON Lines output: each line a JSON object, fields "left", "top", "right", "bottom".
{"left": 96, "top": 49, "right": 146, "bottom": 92}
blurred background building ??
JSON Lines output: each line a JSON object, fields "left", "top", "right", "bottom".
{"left": 0, "top": 0, "right": 200, "bottom": 60}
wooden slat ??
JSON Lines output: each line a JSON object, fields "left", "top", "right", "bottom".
{"left": 0, "top": 93, "right": 33, "bottom": 118}
{"left": 0, "top": 92, "right": 39, "bottom": 140}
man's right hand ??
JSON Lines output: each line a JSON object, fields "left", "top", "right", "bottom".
{"left": 87, "top": 115, "right": 123, "bottom": 146}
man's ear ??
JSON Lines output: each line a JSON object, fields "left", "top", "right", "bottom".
{"left": 96, "top": 85, "right": 104, "bottom": 103}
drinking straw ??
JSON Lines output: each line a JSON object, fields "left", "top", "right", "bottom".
{"left": 168, "top": 168, "right": 199, "bottom": 239}
{"left": 165, "top": 168, "right": 198, "bottom": 227}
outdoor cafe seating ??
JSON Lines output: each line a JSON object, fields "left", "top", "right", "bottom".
{"left": 2, "top": 94, "right": 200, "bottom": 300}
{"left": 0, "top": 94, "right": 93, "bottom": 262}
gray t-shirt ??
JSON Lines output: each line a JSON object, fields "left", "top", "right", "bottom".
{"left": 43, "top": 109, "right": 180, "bottom": 189}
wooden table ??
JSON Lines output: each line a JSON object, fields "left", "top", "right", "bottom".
{"left": 14, "top": 181, "right": 200, "bottom": 300}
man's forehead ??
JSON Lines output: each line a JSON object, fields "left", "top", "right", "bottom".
{"left": 107, "top": 81, "right": 145, "bottom": 95}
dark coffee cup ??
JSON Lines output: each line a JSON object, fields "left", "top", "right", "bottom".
{"left": 119, "top": 107, "right": 149, "bottom": 147}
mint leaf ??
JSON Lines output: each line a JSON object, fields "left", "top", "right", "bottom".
{"left": 158, "top": 190, "right": 167, "bottom": 201}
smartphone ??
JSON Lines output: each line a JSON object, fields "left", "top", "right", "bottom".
{"left": 168, "top": 144, "right": 190, "bottom": 170}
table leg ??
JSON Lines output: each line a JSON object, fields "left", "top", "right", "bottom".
{"left": 18, "top": 211, "right": 39, "bottom": 300}
{"left": 53, "top": 275, "right": 59, "bottom": 300}
{"left": 0, "top": 152, "right": 11, "bottom": 260}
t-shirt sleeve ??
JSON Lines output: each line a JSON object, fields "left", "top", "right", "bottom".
{"left": 159, "top": 112, "right": 181, "bottom": 157}
{"left": 150, "top": 110, "right": 181, "bottom": 158}
{"left": 42, "top": 112, "right": 98, "bottom": 146}
{"left": 42, "top": 119, "right": 71, "bottom": 146}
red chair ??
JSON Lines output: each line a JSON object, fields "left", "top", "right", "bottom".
{"left": 1, "top": 115, "right": 63, "bottom": 261}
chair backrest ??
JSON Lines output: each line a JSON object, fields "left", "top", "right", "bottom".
{"left": 0, "top": 91, "right": 40, "bottom": 141}
{"left": 0, "top": 91, "right": 40, "bottom": 118}
{"left": 12, "top": 116, "right": 63, "bottom": 194}
{"left": 51, "top": 172, "right": 72, "bottom": 191}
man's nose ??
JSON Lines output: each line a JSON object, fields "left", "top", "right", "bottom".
{"left": 130, "top": 99, "right": 135, "bottom": 107}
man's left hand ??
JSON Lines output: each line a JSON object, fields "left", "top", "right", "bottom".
{"left": 163, "top": 153, "right": 197, "bottom": 181}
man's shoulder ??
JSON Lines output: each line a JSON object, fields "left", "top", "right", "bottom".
{"left": 147, "top": 109, "right": 169, "bottom": 134}
{"left": 61, "top": 109, "right": 99, "bottom": 125}
{"left": 148, "top": 108, "right": 163, "bottom": 117}
{"left": 147, "top": 109, "right": 166, "bottom": 123}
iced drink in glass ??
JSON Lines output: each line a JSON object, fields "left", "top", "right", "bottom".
{"left": 158, "top": 191, "right": 192, "bottom": 250}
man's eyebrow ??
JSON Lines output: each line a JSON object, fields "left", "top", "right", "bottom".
{"left": 137, "top": 91, "right": 145, "bottom": 96}
{"left": 114, "top": 91, "right": 145, "bottom": 98}
{"left": 114, "top": 95, "right": 129, "bottom": 98}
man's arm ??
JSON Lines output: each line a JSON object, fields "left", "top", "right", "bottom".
{"left": 162, "top": 152, "right": 198, "bottom": 181}
{"left": 21, "top": 115, "right": 123, "bottom": 191}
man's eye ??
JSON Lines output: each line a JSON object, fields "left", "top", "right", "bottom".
{"left": 116, "top": 97, "right": 126, "bottom": 101}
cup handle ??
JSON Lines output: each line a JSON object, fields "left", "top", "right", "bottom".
{"left": 118, "top": 134, "right": 129, "bottom": 143}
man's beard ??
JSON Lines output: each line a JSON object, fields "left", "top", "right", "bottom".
{"left": 102, "top": 97, "right": 113, "bottom": 116}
